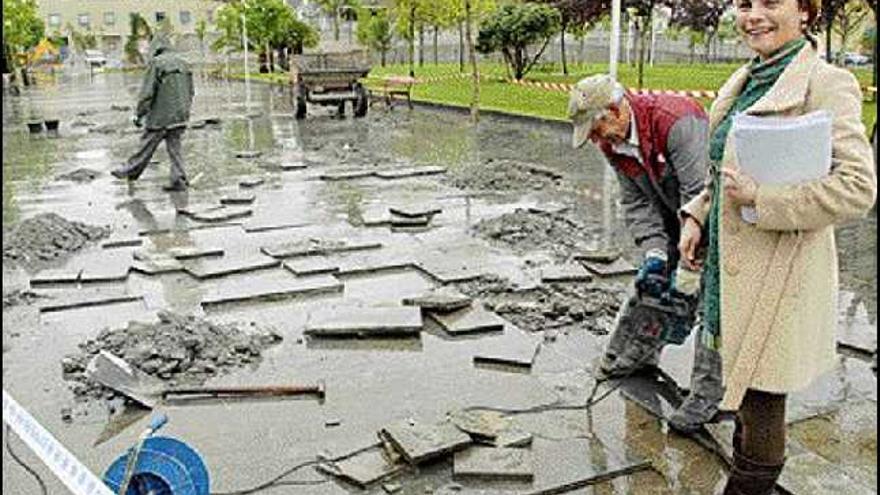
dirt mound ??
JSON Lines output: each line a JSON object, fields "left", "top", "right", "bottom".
{"left": 454, "top": 275, "right": 628, "bottom": 335}
{"left": 446, "top": 159, "right": 564, "bottom": 191}
{"left": 473, "top": 208, "right": 599, "bottom": 259}
{"left": 3, "top": 213, "right": 109, "bottom": 267}
{"left": 61, "top": 310, "right": 283, "bottom": 402}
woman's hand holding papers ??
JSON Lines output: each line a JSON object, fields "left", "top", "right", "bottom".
{"left": 721, "top": 167, "right": 758, "bottom": 206}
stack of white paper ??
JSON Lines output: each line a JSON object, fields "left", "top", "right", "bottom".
{"left": 732, "top": 110, "right": 833, "bottom": 223}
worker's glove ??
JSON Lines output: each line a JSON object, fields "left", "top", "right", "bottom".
{"left": 132, "top": 115, "right": 143, "bottom": 128}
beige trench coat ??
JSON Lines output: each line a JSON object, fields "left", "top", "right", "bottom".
{"left": 682, "top": 43, "right": 876, "bottom": 411}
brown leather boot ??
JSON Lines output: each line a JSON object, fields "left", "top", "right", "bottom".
{"left": 722, "top": 450, "right": 785, "bottom": 495}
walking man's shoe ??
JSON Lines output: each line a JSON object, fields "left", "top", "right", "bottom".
{"left": 110, "top": 168, "right": 130, "bottom": 180}
{"left": 162, "top": 181, "right": 188, "bottom": 192}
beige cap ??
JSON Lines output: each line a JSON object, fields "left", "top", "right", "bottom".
{"left": 568, "top": 74, "right": 619, "bottom": 149}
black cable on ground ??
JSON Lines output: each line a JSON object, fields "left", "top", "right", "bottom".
{"left": 5, "top": 424, "right": 49, "bottom": 495}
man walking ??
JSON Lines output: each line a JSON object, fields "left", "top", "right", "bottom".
{"left": 569, "top": 74, "right": 722, "bottom": 433}
{"left": 112, "top": 34, "right": 194, "bottom": 191}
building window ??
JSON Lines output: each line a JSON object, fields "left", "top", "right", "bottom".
{"left": 103, "top": 12, "right": 115, "bottom": 25}
{"left": 179, "top": 11, "right": 191, "bottom": 25}
{"left": 48, "top": 14, "right": 61, "bottom": 27}
{"left": 155, "top": 11, "right": 166, "bottom": 23}
{"left": 78, "top": 13, "right": 90, "bottom": 28}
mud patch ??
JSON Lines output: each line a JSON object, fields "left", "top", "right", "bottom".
{"left": 55, "top": 168, "right": 101, "bottom": 183}
{"left": 473, "top": 208, "right": 600, "bottom": 259}
{"left": 61, "top": 310, "right": 282, "bottom": 402}
{"left": 3, "top": 213, "right": 109, "bottom": 267}
{"left": 2, "top": 289, "right": 48, "bottom": 310}
{"left": 453, "top": 275, "right": 627, "bottom": 335}
{"left": 446, "top": 159, "right": 564, "bottom": 192}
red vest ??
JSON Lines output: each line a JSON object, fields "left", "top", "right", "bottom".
{"left": 599, "top": 93, "right": 707, "bottom": 183}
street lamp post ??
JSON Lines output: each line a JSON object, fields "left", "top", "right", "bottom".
{"left": 604, "top": 0, "right": 623, "bottom": 248}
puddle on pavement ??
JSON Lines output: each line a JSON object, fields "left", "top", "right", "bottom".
{"left": 2, "top": 73, "right": 876, "bottom": 494}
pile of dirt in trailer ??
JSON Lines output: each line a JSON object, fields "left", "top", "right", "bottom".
{"left": 454, "top": 275, "right": 629, "bottom": 335}
{"left": 61, "top": 311, "right": 283, "bottom": 402}
{"left": 473, "top": 208, "right": 601, "bottom": 259}
{"left": 3, "top": 213, "right": 109, "bottom": 266}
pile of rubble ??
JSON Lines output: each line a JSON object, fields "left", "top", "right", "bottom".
{"left": 61, "top": 310, "right": 282, "bottom": 401}
{"left": 473, "top": 208, "right": 600, "bottom": 260}
{"left": 3, "top": 213, "right": 109, "bottom": 267}
{"left": 446, "top": 159, "right": 564, "bottom": 192}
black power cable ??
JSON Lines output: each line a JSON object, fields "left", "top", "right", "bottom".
{"left": 5, "top": 424, "right": 49, "bottom": 495}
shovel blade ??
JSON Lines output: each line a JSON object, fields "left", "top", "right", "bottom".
{"left": 85, "top": 351, "right": 164, "bottom": 408}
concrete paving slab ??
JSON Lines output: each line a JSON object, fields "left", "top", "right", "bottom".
{"left": 389, "top": 215, "right": 430, "bottom": 228}
{"left": 318, "top": 446, "right": 406, "bottom": 488}
{"left": 380, "top": 419, "right": 472, "bottom": 464}
{"left": 334, "top": 253, "right": 416, "bottom": 276}
{"left": 580, "top": 257, "right": 638, "bottom": 277}
{"left": 261, "top": 239, "right": 383, "bottom": 258}
{"left": 573, "top": 249, "right": 622, "bottom": 263}
{"left": 30, "top": 268, "right": 81, "bottom": 286}
{"left": 428, "top": 306, "right": 506, "bottom": 335}
{"left": 239, "top": 176, "right": 266, "bottom": 188}
{"left": 282, "top": 257, "right": 340, "bottom": 276}
{"left": 242, "top": 221, "right": 310, "bottom": 233}
{"left": 38, "top": 293, "right": 143, "bottom": 313}
{"left": 188, "top": 206, "right": 253, "bottom": 223}
{"left": 402, "top": 290, "right": 472, "bottom": 312}
{"left": 786, "top": 357, "right": 876, "bottom": 424}
{"left": 319, "top": 169, "right": 375, "bottom": 181}
{"left": 184, "top": 255, "right": 280, "bottom": 279}
{"left": 453, "top": 447, "right": 534, "bottom": 481}
{"left": 389, "top": 206, "right": 442, "bottom": 218}
{"left": 492, "top": 429, "right": 534, "bottom": 448}
{"left": 201, "top": 274, "right": 342, "bottom": 308}
{"left": 130, "top": 258, "right": 185, "bottom": 275}
{"left": 449, "top": 410, "right": 510, "bottom": 440}
{"left": 779, "top": 451, "right": 876, "bottom": 495}
{"left": 473, "top": 336, "right": 540, "bottom": 369}
{"left": 305, "top": 307, "right": 422, "bottom": 337}
{"left": 220, "top": 193, "right": 256, "bottom": 205}
{"left": 101, "top": 238, "right": 143, "bottom": 249}
{"left": 540, "top": 264, "right": 592, "bottom": 283}
{"left": 375, "top": 166, "right": 447, "bottom": 179}
{"left": 167, "top": 246, "right": 225, "bottom": 260}
{"left": 415, "top": 257, "right": 486, "bottom": 284}
{"left": 235, "top": 150, "right": 262, "bottom": 159}
{"left": 79, "top": 266, "right": 130, "bottom": 283}
{"left": 526, "top": 204, "right": 570, "bottom": 215}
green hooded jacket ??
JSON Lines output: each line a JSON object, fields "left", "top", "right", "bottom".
{"left": 136, "top": 35, "right": 194, "bottom": 130}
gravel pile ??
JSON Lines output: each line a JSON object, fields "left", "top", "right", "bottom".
{"left": 454, "top": 275, "right": 628, "bottom": 335}
{"left": 61, "top": 310, "right": 283, "bottom": 402}
{"left": 3, "top": 213, "right": 109, "bottom": 267}
{"left": 473, "top": 208, "right": 600, "bottom": 260}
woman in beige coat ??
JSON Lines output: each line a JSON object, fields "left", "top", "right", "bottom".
{"left": 677, "top": 0, "right": 876, "bottom": 493}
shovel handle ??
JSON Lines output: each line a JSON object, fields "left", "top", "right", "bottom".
{"left": 164, "top": 382, "right": 325, "bottom": 399}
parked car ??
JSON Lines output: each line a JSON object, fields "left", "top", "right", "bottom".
{"left": 84, "top": 49, "right": 107, "bottom": 67}
{"left": 843, "top": 52, "right": 870, "bottom": 66}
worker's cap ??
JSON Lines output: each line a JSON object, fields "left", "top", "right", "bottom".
{"left": 568, "top": 74, "right": 619, "bottom": 149}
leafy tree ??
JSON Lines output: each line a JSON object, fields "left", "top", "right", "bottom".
{"left": 476, "top": 3, "right": 561, "bottom": 80}
{"left": 69, "top": 25, "right": 98, "bottom": 52}
{"left": 2, "top": 0, "right": 44, "bottom": 70}
{"left": 124, "top": 13, "right": 152, "bottom": 65}
{"left": 213, "top": 0, "right": 317, "bottom": 65}
{"left": 356, "top": 6, "right": 394, "bottom": 66}
{"left": 669, "top": 0, "right": 727, "bottom": 62}
{"left": 833, "top": 0, "right": 870, "bottom": 61}
{"left": 527, "top": 0, "right": 609, "bottom": 74}
{"left": 316, "top": 0, "right": 361, "bottom": 41}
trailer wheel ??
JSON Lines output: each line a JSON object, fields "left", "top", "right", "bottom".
{"left": 294, "top": 84, "right": 307, "bottom": 119}
{"left": 354, "top": 84, "right": 368, "bottom": 118}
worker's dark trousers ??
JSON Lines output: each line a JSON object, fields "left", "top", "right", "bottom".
{"left": 118, "top": 127, "right": 188, "bottom": 186}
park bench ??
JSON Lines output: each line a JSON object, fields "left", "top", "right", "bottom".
{"left": 369, "top": 76, "right": 415, "bottom": 110}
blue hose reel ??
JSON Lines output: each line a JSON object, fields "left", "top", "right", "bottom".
{"left": 103, "top": 416, "right": 209, "bottom": 495}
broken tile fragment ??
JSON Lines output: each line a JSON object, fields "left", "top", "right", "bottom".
{"left": 453, "top": 447, "right": 534, "bottom": 481}
{"left": 428, "top": 306, "right": 506, "bottom": 335}
{"left": 573, "top": 249, "right": 622, "bottom": 264}
{"left": 130, "top": 256, "right": 184, "bottom": 275}
{"left": 184, "top": 255, "right": 279, "bottom": 279}
{"left": 473, "top": 336, "right": 540, "bottom": 369}
{"left": 380, "top": 419, "right": 472, "bottom": 464}
{"left": 493, "top": 429, "right": 533, "bottom": 448}
{"left": 102, "top": 238, "right": 143, "bottom": 249}
{"left": 186, "top": 206, "right": 253, "bottom": 223}
{"left": 305, "top": 307, "right": 422, "bottom": 337}
{"left": 317, "top": 446, "right": 406, "bottom": 488}
{"left": 30, "top": 268, "right": 82, "bottom": 286}
{"left": 201, "top": 274, "right": 342, "bottom": 308}
{"left": 167, "top": 246, "right": 224, "bottom": 260}
{"left": 79, "top": 266, "right": 130, "bottom": 283}
{"left": 374, "top": 166, "right": 446, "bottom": 179}
{"left": 282, "top": 257, "right": 340, "bottom": 276}
{"left": 540, "top": 264, "right": 592, "bottom": 283}
{"left": 415, "top": 257, "right": 485, "bottom": 284}
{"left": 389, "top": 206, "right": 442, "bottom": 218}
{"left": 261, "top": 239, "right": 382, "bottom": 258}
{"left": 389, "top": 215, "right": 430, "bottom": 228}
{"left": 220, "top": 193, "right": 256, "bottom": 205}
{"left": 402, "top": 290, "right": 472, "bottom": 313}
{"left": 580, "top": 257, "right": 637, "bottom": 277}
{"left": 239, "top": 176, "right": 265, "bottom": 188}
{"left": 319, "top": 169, "right": 375, "bottom": 181}
{"left": 449, "top": 410, "right": 510, "bottom": 441}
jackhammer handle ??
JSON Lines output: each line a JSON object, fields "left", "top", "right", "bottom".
{"left": 164, "top": 381, "right": 326, "bottom": 398}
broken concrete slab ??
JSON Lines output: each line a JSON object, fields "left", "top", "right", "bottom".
{"left": 261, "top": 239, "right": 383, "bottom": 259}
{"left": 449, "top": 410, "right": 510, "bottom": 441}
{"left": 428, "top": 306, "right": 506, "bottom": 335}
{"left": 260, "top": 161, "right": 308, "bottom": 172}
{"left": 374, "top": 166, "right": 447, "bottom": 179}
{"left": 184, "top": 255, "right": 280, "bottom": 279}
{"left": 580, "top": 257, "right": 638, "bottom": 277}
{"left": 380, "top": 419, "right": 472, "bottom": 464}
{"left": 779, "top": 451, "right": 876, "bottom": 495}
{"left": 540, "top": 264, "right": 592, "bottom": 283}
{"left": 130, "top": 258, "right": 185, "bottom": 275}
{"left": 201, "top": 274, "right": 342, "bottom": 308}
{"left": 473, "top": 336, "right": 541, "bottom": 369}
{"left": 319, "top": 169, "right": 375, "bottom": 181}
{"left": 79, "top": 266, "right": 130, "bottom": 283}
{"left": 242, "top": 221, "right": 309, "bottom": 233}
{"left": 415, "top": 257, "right": 486, "bottom": 284}
{"left": 453, "top": 447, "right": 533, "bottom": 481}
{"left": 167, "top": 246, "right": 224, "bottom": 260}
{"left": 317, "top": 445, "right": 406, "bottom": 488}
{"left": 188, "top": 206, "right": 253, "bottom": 223}
{"left": 282, "top": 257, "right": 340, "bottom": 276}
{"left": 334, "top": 253, "right": 415, "bottom": 276}
{"left": 239, "top": 176, "right": 266, "bottom": 188}
{"left": 402, "top": 290, "right": 472, "bottom": 313}
{"left": 389, "top": 216, "right": 430, "bottom": 228}
{"left": 30, "top": 268, "right": 82, "bottom": 286}
{"left": 493, "top": 429, "right": 534, "bottom": 448}
{"left": 389, "top": 206, "right": 442, "bottom": 219}
{"left": 39, "top": 293, "right": 143, "bottom": 313}
{"left": 305, "top": 307, "right": 422, "bottom": 337}
{"left": 220, "top": 193, "right": 256, "bottom": 205}
{"left": 235, "top": 150, "right": 262, "bottom": 159}
{"left": 572, "top": 249, "right": 622, "bottom": 264}
{"left": 101, "top": 238, "right": 143, "bottom": 249}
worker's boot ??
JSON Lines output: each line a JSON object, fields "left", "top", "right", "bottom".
{"left": 722, "top": 450, "right": 785, "bottom": 495}
{"left": 668, "top": 341, "right": 723, "bottom": 433}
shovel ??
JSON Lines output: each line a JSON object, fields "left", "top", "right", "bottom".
{"left": 86, "top": 351, "right": 325, "bottom": 409}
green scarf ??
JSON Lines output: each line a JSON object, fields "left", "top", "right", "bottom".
{"left": 701, "top": 37, "right": 808, "bottom": 351}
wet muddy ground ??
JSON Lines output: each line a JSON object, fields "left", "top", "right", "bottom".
{"left": 2, "top": 73, "right": 876, "bottom": 494}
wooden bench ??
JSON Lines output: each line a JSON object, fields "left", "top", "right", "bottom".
{"left": 369, "top": 76, "right": 415, "bottom": 110}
